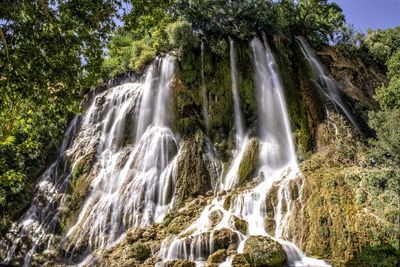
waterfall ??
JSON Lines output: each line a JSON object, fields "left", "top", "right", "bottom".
{"left": 220, "top": 38, "right": 248, "bottom": 191}
{"left": 2, "top": 56, "right": 179, "bottom": 266}
{"left": 253, "top": 33, "right": 297, "bottom": 170}
{"left": 2, "top": 117, "right": 79, "bottom": 267}
{"left": 201, "top": 38, "right": 210, "bottom": 135}
{"left": 228, "top": 37, "right": 246, "bottom": 147}
{"left": 62, "top": 56, "right": 178, "bottom": 262}
{"left": 158, "top": 36, "right": 329, "bottom": 267}
{"left": 296, "top": 36, "right": 361, "bottom": 131}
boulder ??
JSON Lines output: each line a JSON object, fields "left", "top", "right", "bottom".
{"left": 243, "top": 236, "right": 287, "bottom": 267}
{"left": 231, "top": 253, "right": 250, "bottom": 267}
{"left": 207, "top": 249, "right": 227, "bottom": 265}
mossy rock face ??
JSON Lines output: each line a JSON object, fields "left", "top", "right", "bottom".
{"left": 238, "top": 137, "right": 260, "bottom": 186}
{"left": 207, "top": 249, "right": 227, "bottom": 265}
{"left": 287, "top": 122, "right": 399, "bottom": 267}
{"left": 243, "top": 235, "right": 287, "bottom": 267}
{"left": 175, "top": 131, "right": 215, "bottom": 207}
{"left": 264, "top": 183, "right": 279, "bottom": 234}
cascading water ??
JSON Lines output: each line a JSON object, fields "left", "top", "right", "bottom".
{"left": 158, "top": 36, "right": 330, "bottom": 267}
{"left": 220, "top": 38, "right": 248, "bottom": 191}
{"left": 1, "top": 56, "right": 180, "bottom": 266}
{"left": 201, "top": 38, "right": 210, "bottom": 135}
{"left": 1, "top": 117, "right": 79, "bottom": 266}
{"left": 62, "top": 56, "right": 179, "bottom": 262}
{"left": 228, "top": 37, "right": 246, "bottom": 147}
{"left": 296, "top": 36, "right": 361, "bottom": 132}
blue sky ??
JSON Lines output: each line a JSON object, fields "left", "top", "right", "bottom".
{"left": 330, "top": 0, "right": 400, "bottom": 32}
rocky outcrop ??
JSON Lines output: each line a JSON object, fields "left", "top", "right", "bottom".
{"left": 243, "top": 235, "right": 287, "bottom": 267}
{"left": 175, "top": 131, "right": 217, "bottom": 207}
{"left": 318, "top": 47, "right": 387, "bottom": 106}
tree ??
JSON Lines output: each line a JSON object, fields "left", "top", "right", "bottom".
{"left": 0, "top": 0, "right": 122, "bottom": 235}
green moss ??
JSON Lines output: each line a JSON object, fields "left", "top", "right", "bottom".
{"left": 174, "top": 37, "right": 257, "bottom": 143}
{"left": 238, "top": 138, "right": 259, "bottom": 186}
{"left": 57, "top": 157, "right": 94, "bottom": 234}
{"left": 131, "top": 242, "right": 151, "bottom": 262}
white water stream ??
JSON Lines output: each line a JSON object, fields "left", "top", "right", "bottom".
{"left": 2, "top": 56, "right": 180, "bottom": 266}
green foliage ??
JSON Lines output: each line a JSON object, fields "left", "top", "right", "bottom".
{"left": 166, "top": 20, "right": 197, "bottom": 50}
{"left": 345, "top": 245, "right": 399, "bottom": 267}
{"left": 364, "top": 27, "right": 400, "bottom": 63}
{"left": 0, "top": 0, "right": 120, "bottom": 235}
{"left": 366, "top": 109, "right": 400, "bottom": 166}
{"left": 361, "top": 28, "right": 400, "bottom": 167}
{"left": 374, "top": 48, "right": 400, "bottom": 111}
{"left": 290, "top": 0, "right": 345, "bottom": 46}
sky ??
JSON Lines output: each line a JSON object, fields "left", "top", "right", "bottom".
{"left": 330, "top": 0, "right": 400, "bottom": 32}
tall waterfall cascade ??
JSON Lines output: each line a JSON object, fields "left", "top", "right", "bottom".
{"left": 2, "top": 37, "right": 334, "bottom": 267}
{"left": 158, "top": 37, "right": 329, "bottom": 267}
{"left": 296, "top": 36, "right": 361, "bottom": 132}
{"left": 2, "top": 56, "right": 180, "bottom": 266}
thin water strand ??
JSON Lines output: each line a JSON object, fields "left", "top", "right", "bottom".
{"left": 296, "top": 36, "right": 360, "bottom": 131}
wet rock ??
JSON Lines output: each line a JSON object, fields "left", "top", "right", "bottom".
{"left": 232, "top": 253, "right": 250, "bottom": 267}
{"left": 264, "top": 183, "right": 279, "bottom": 234}
{"left": 212, "top": 228, "right": 239, "bottom": 250}
{"left": 238, "top": 137, "right": 260, "bottom": 186}
{"left": 207, "top": 249, "right": 227, "bottom": 265}
{"left": 126, "top": 227, "right": 144, "bottom": 243}
{"left": 243, "top": 235, "right": 287, "bottom": 267}
{"left": 229, "top": 215, "right": 248, "bottom": 235}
